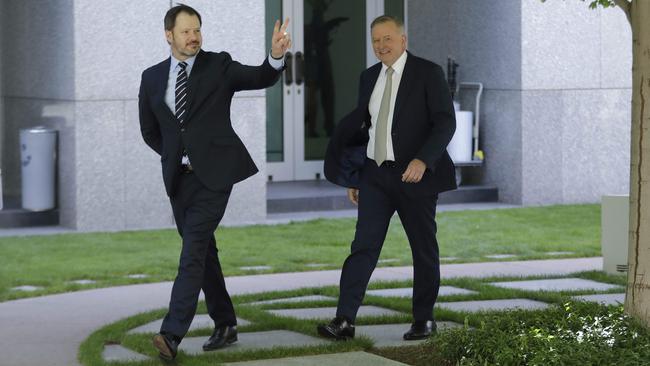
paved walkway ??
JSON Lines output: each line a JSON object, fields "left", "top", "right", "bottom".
{"left": 0, "top": 257, "right": 602, "bottom": 366}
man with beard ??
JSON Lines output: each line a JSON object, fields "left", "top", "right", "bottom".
{"left": 138, "top": 4, "right": 291, "bottom": 360}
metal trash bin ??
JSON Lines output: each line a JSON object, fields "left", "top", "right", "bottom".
{"left": 20, "top": 127, "right": 57, "bottom": 211}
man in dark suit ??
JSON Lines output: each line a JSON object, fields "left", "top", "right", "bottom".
{"left": 138, "top": 5, "right": 290, "bottom": 360}
{"left": 318, "top": 15, "right": 456, "bottom": 341}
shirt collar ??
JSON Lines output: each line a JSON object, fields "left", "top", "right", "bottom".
{"left": 381, "top": 50, "right": 408, "bottom": 76}
{"left": 169, "top": 53, "right": 197, "bottom": 75}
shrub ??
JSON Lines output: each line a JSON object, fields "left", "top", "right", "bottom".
{"left": 433, "top": 301, "right": 650, "bottom": 365}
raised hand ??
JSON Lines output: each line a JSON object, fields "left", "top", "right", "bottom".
{"left": 271, "top": 18, "right": 292, "bottom": 59}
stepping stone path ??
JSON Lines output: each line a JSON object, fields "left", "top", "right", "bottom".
{"left": 437, "top": 298, "right": 550, "bottom": 312}
{"left": 223, "top": 351, "right": 409, "bottom": 365}
{"left": 367, "top": 286, "right": 477, "bottom": 298}
{"left": 102, "top": 344, "right": 149, "bottom": 362}
{"left": 99, "top": 268, "right": 624, "bottom": 364}
{"left": 572, "top": 293, "right": 626, "bottom": 306}
{"left": 67, "top": 279, "right": 96, "bottom": 285}
{"left": 126, "top": 274, "right": 148, "bottom": 279}
{"left": 485, "top": 254, "right": 517, "bottom": 259}
{"left": 128, "top": 315, "right": 250, "bottom": 334}
{"left": 240, "top": 266, "right": 273, "bottom": 271}
{"left": 489, "top": 278, "right": 622, "bottom": 292}
{"left": 267, "top": 305, "right": 404, "bottom": 320}
{"left": 179, "top": 330, "right": 329, "bottom": 356}
{"left": 357, "top": 322, "right": 463, "bottom": 348}
{"left": 247, "top": 295, "right": 335, "bottom": 306}
{"left": 11, "top": 285, "right": 42, "bottom": 292}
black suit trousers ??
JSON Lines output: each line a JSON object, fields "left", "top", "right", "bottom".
{"left": 337, "top": 159, "right": 440, "bottom": 323}
{"left": 160, "top": 172, "right": 236, "bottom": 338}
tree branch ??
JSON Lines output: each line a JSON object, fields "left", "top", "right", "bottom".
{"left": 612, "top": 0, "right": 632, "bottom": 24}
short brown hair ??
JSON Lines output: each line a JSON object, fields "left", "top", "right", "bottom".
{"left": 164, "top": 4, "right": 202, "bottom": 31}
{"left": 370, "top": 15, "right": 404, "bottom": 31}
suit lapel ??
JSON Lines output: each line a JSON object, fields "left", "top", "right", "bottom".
{"left": 361, "top": 64, "right": 382, "bottom": 124}
{"left": 184, "top": 50, "right": 205, "bottom": 124}
{"left": 152, "top": 58, "right": 177, "bottom": 123}
{"left": 391, "top": 52, "right": 416, "bottom": 130}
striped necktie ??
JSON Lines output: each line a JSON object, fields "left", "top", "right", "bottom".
{"left": 175, "top": 61, "right": 188, "bottom": 124}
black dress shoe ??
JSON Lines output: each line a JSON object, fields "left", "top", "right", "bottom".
{"left": 403, "top": 320, "right": 436, "bottom": 340}
{"left": 153, "top": 333, "right": 179, "bottom": 360}
{"left": 317, "top": 316, "right": 355, "bottom": 340}
{"left": 203, "top": 325, "right": 238, "bottom": 351}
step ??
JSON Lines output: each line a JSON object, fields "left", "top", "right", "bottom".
{"left": 267, "top": 181, "right": 498, "bottom": 214}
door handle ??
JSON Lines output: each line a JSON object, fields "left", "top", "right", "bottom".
{"left": 295, "top": 51, "right": 304, "bottom": 85}
{"left": 284, "top": 52, "right": 293, "bottom": 85}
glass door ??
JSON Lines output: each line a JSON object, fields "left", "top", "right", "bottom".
{"left": 266, "top": 0, "right": 406, "bottom": 181}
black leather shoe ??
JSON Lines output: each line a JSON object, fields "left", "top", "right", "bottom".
{"left": 403, "top": 320, "right": 436, "bottom": 340}
{"left": 202, "top": 325, "right": 238, "bottom": 351}
{"left": 153, "top": 333, "right": 179, "bottom": 360}
{"left": 317, "top": 316, "right": 355, "bottom": 340}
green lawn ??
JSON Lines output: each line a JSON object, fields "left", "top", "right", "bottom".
{"left": 0, "top": 204, "right": 601, "bottom": 302}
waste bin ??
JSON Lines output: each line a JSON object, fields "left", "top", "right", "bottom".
{"left": 448, "top": 110, "right": 473, "bottom": 162}
{"left": 20, "top": 127, "right": 57, "bottom": 211}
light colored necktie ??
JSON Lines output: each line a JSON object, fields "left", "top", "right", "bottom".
{"left": 374, "top": 67, "right": 394, "bottom": 166}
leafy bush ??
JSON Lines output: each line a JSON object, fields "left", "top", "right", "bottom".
{"left": 433, "top": 301, "right": 650, "bottom": 365}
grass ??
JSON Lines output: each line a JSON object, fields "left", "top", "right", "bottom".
{"left": 78, "top": 271, "right": 629, "bottom": 366}
{"left": 0, "top": 204, "right": 601, "bottom": 302}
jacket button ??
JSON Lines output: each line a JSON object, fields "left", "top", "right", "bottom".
{"left": 181, "top": 128, "right": 185, "bottom": 132}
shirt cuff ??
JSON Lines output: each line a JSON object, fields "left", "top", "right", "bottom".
{"left": 268, "top": 53, "right": 285, "bottom": 70}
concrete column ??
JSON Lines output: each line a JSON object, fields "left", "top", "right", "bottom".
{"left": 408, "top": 0, "right": 631, "bottom": 205}
{"left": 0, "top": 0, "right": 4, "bottom": 208}
{"left": 520, "top": 0, "right": 631, "bottom": 204}
{"left": 2, "top": 0, "right": 268, "bottom": 230}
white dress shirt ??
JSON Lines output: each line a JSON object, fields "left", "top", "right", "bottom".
{"left": 367, "top": 51, "right": 408, "bottom": 162}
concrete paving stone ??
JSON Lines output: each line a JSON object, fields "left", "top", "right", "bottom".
{"left": 240, "top": 266, "right": 273, "bottom": 271}
{"left": 11, "top": 286, "right": 43, "bottom": 292}
{"left": 223, "top": 351, "right": 408, "bottom": 365}
{"left": 247, "top": 295, "right": 336, "bottom": 306}
{"left": 179, "top": 330, "right": 330, "bottom": 356}
{"left": 377, "top": 259, "right": 399, "bottom": 264}
{"left": 544, "top": 251, "right": 575, "bottom": 256}
{"left": 67, "top": 279, "right": 97, "bottom": 285}
{"left": 489, "top": 278, "right": 622, "bottom": 292}
{"left": 357, "top": 322, "right": 463, "bottom": 348}
{"left": 128, "top": 315, "right": 251, "bottom": 334}
{"left": 437, "top": 298, "right": 550, "bottom": 312}
{"left": 367, "top": 286, "right": 477, "bottom": 298}
{"left": 126, "top": 274, "right": 148, "bottom": 279}
{"left": 267, "top": 306, "right": 404, "bottom": 320}
{"left": 572, "top": 293, "right": 626, "bottom": 306}
{"left": 485, "top": 254, "right": 517, "bottom": 259}
{"left": 440, "top": 257, "right": 459, "bottom": 261}
{"left": 102, "top": 344, "right": 150, "bottom": 362}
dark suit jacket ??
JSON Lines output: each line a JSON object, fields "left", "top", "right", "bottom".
{"left": 139, "top": 50, "right": 281, "bottom": 196}
{"left": 324, "top": 51, "right": 457, "bottom": 195}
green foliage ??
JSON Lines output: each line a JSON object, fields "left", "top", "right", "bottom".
{"left": 434, "top": 302, "right": 650, "bottom": 366}
{"left": 540, "top": 0, "right": 617, "bottom": 10}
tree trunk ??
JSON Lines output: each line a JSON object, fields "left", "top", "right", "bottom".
{"left": 626, "top": 0, "right": 650, "bottom": 327}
